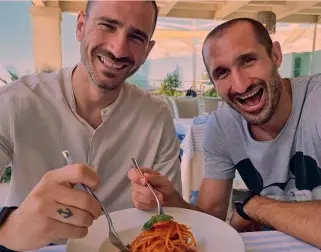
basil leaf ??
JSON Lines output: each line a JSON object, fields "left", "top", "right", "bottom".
{"left": 142, "top": 214, "right": 174, "bottom": 231}
{"left": 155, "top": 214, "right": 173, "bottom": 222}
{"left": 142, "top": 219, "right": 153, "bottom": 230}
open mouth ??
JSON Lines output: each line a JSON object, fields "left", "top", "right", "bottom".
{"left": 97, "top": 55, "right": 127, "bottom": 70}
{"left": 236, "top": 87, "right": 264, "bottom": 108}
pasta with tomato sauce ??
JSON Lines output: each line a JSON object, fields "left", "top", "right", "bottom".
{"left": 125, "top": 214, "right": 197, "bottom": 252}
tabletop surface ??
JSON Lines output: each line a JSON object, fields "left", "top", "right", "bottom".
{"left": 31, "top": 231, "right": 319, "bottom": 252}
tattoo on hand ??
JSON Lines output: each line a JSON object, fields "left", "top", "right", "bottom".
{"left": 57, "top": 208, "right": 73, "bottom": 218}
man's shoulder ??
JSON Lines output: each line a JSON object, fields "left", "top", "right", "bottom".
{"left": 0, "top": 67, "right": 71, "bottom": 110}
{"left": 0, "top": 68, "right": 69, "bottom": 95}
{"left": 204, "top": 106, "right": 244, "bottom": 148}
{"left": 297, "top": 74, "right": 321, "bottom": 130}
{"left": 123, "top": 83, "right": 171, "bottom": 115}
{"left": 306, "top": 73, "right": 321, "bottom": 93}
{"left": 208, "top": 106, "right": 243, "bottom": 132}
{"left": 291, "top": 73, "right": 321, "bottom": 93}
{"left": 293, "top": 73, "right": 321, "bottom": 109}
{"left": 301, "top": 73, "right": 321, "bottom": 83}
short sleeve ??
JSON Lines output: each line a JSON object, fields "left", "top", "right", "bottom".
{"left": 203, "top": 113, "right": 235, "bottom": 180}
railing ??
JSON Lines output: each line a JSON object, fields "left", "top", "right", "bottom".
{"left": 127, "top": 78, "right": 213, "bottom": 95}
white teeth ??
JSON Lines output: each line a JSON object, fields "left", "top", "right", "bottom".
{"left": 239, "top": 88, "right": 261, "bottom": 100}
{"left": 99, "top": 56, "right": 124, "bottom": 69}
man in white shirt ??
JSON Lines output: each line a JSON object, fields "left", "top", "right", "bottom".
{"left": 0, "top": 1, "right": 181, "bottom": 250}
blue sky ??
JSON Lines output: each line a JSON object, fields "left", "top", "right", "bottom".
{"left": 0, "top": 1, "right": 34, "bottom": 74}
{"left": 0, "top": 1, "right": 80, "bottom": 75}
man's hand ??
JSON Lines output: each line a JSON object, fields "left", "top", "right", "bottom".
{"left": 229, "top": 209, "right": 260, "bottom": 232}
{"left": 0, "top": 164, "right": 101, "bottom": 251}
{"left": 128, "top": 168, "right": 184, "bottom": 210}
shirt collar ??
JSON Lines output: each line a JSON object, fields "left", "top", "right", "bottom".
{"left": 63, "top": 64, "right": 125, "bottom": 120}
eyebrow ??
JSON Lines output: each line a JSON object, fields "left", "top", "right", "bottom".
{"left": 129, "top": 27, "right": 148, "bottom": 41}
{"left": 97, "top": 17, "right": 123, "bottom": 26}
{"left": 212, "top": 51, "right": 259, "bottom": 77}
{"left": 235, "top": 52, "right": 258, "bottom": 64}
{"left": 97, "top": 17, "right": 149, "bottom": 41}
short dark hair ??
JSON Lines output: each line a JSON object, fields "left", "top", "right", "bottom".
{"left": 85, "top": 0, "right": 159, "bottom": 36}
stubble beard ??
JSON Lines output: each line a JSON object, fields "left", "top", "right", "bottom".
{"left": 227, "top": 66, "right": 282, "bottom": 126}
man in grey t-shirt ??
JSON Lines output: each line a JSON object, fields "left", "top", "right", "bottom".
{"left": 204, "top": 73, "right": 321, "bottom": 202}
{"left": 129, "top": 18, "right": 321, "bottom": 249}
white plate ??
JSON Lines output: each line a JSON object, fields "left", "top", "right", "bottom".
{"left": 66, "top": 207, "right": 245, "bottom": 252}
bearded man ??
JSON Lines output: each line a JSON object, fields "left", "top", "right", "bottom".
{"left": 0, "top": 1, "right": 181, "bottom": 250}
{"left": 129, "top": 18, "right": 321, "bottom": 249}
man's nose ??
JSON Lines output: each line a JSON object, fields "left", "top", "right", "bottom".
{"left": 230, "top": 69, "right": 251, "bottom": 94}
{"left": 107, "top": 33, "right": 129, "bottom": 59}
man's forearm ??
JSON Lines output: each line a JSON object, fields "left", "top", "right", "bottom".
{"left": 167, "top": 190, "right": 201, "bottom": 211}
{"left": 245, "top": 196, "right": 321, "bottom": 249}
{"left": 168, "top": 191, "right": 228, "bottom": 221}
{"left": 177, "top": 199, "right": 209, "bottom": 215}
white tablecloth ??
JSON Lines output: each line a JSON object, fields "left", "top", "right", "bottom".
{"left": 32, "top": 231, "right": 319, "bottom": 252}
{"left": 174, "top": 118, "right": 194, "bottom": 135}
{"left": 241, "top": 231, "right": 320, "bottom": 252}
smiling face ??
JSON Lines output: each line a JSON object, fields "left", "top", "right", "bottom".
{"left": 203, "top": 22, "right": 283, "bottom": 125}
{"left": 76, "top": 1, "right": 156, "bottom": 91}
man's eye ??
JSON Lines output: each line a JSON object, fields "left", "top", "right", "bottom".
{"left": 217, "top": 69, "right": 229, "bottom": 80}
{"left": 243, "top": 57, "right": 255, "bottom": 66}
{"left": 98, "top": 23, "right": 115, "bottom": 30}
{"left": 129, "top": 34, "right": 144, "bottom": 43}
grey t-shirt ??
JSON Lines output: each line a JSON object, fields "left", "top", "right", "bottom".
{"left": 204, "top": 73, "right": 321, "bottom": 201}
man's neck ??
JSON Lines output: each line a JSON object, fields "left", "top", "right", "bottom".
{"left": 250, "top": 78, "right": 292, "bottom": 141}
{"left": 71, "top": 63, "right": 122, "bottom": 129}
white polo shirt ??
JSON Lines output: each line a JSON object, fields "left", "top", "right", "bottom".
{"left": 0, "top": 66, "right": 181, "bottom": 212}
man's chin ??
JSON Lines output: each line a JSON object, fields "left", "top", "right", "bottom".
{"left": 241, "top": 109, "right": 274, "bottom": 126}
{"left": 94, "top": 78, "right": 124, "bottom": 91}
{"left": 95, "top": 83, "right": 121, "bottom": 91}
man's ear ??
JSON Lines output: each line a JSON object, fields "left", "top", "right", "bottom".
{"left": 271, "top": 41, "right": 283, "bottom": 69}
{"left": 76, "top": 11, "right": 86, "bottom": 42}
{"left": 141, "top": 40, "right": 155, "bottom": 64}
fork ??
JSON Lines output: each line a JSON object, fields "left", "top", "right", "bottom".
{"left": 131, "top": 158, "right": 165, "bottom": 215}
{"left": 61, "top": 150, "right": 130, "bottom": 252}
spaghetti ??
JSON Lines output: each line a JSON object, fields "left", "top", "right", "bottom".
{"left": 128, "top": 214, "right": 197, "bottom": 252}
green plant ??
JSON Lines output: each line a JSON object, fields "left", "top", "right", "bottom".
{"left": 201, "top": 71, "right": 211, "bottom": 86}
{"left": 0, "top": 67, "right": 17, "bottom": 183}
{"left": 0, "top": 77, "right": 7, "bottom": 85}
{"left": 155, "top": 69, "right": 182, "bottom": 97}
{"left": 7, "top": 70, "right": 19, "bottom": 81}
{"left": 40, "top": 68, "right": 55, "bottom": 73}
{"left": 203, "top": 87, "right": 218, "bottom": 97}
{"left": 0, "top": 67, "right": 53, "bottom": 86}
{"left": 0, "top": 166, "right": 11, "bottom": 183}
{"left": 0, "top": 69, "right": 19, "bottom": 85}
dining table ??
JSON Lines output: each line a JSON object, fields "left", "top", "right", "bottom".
{"left": 29, "top": 230, "right": 320, "bottom": 252}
